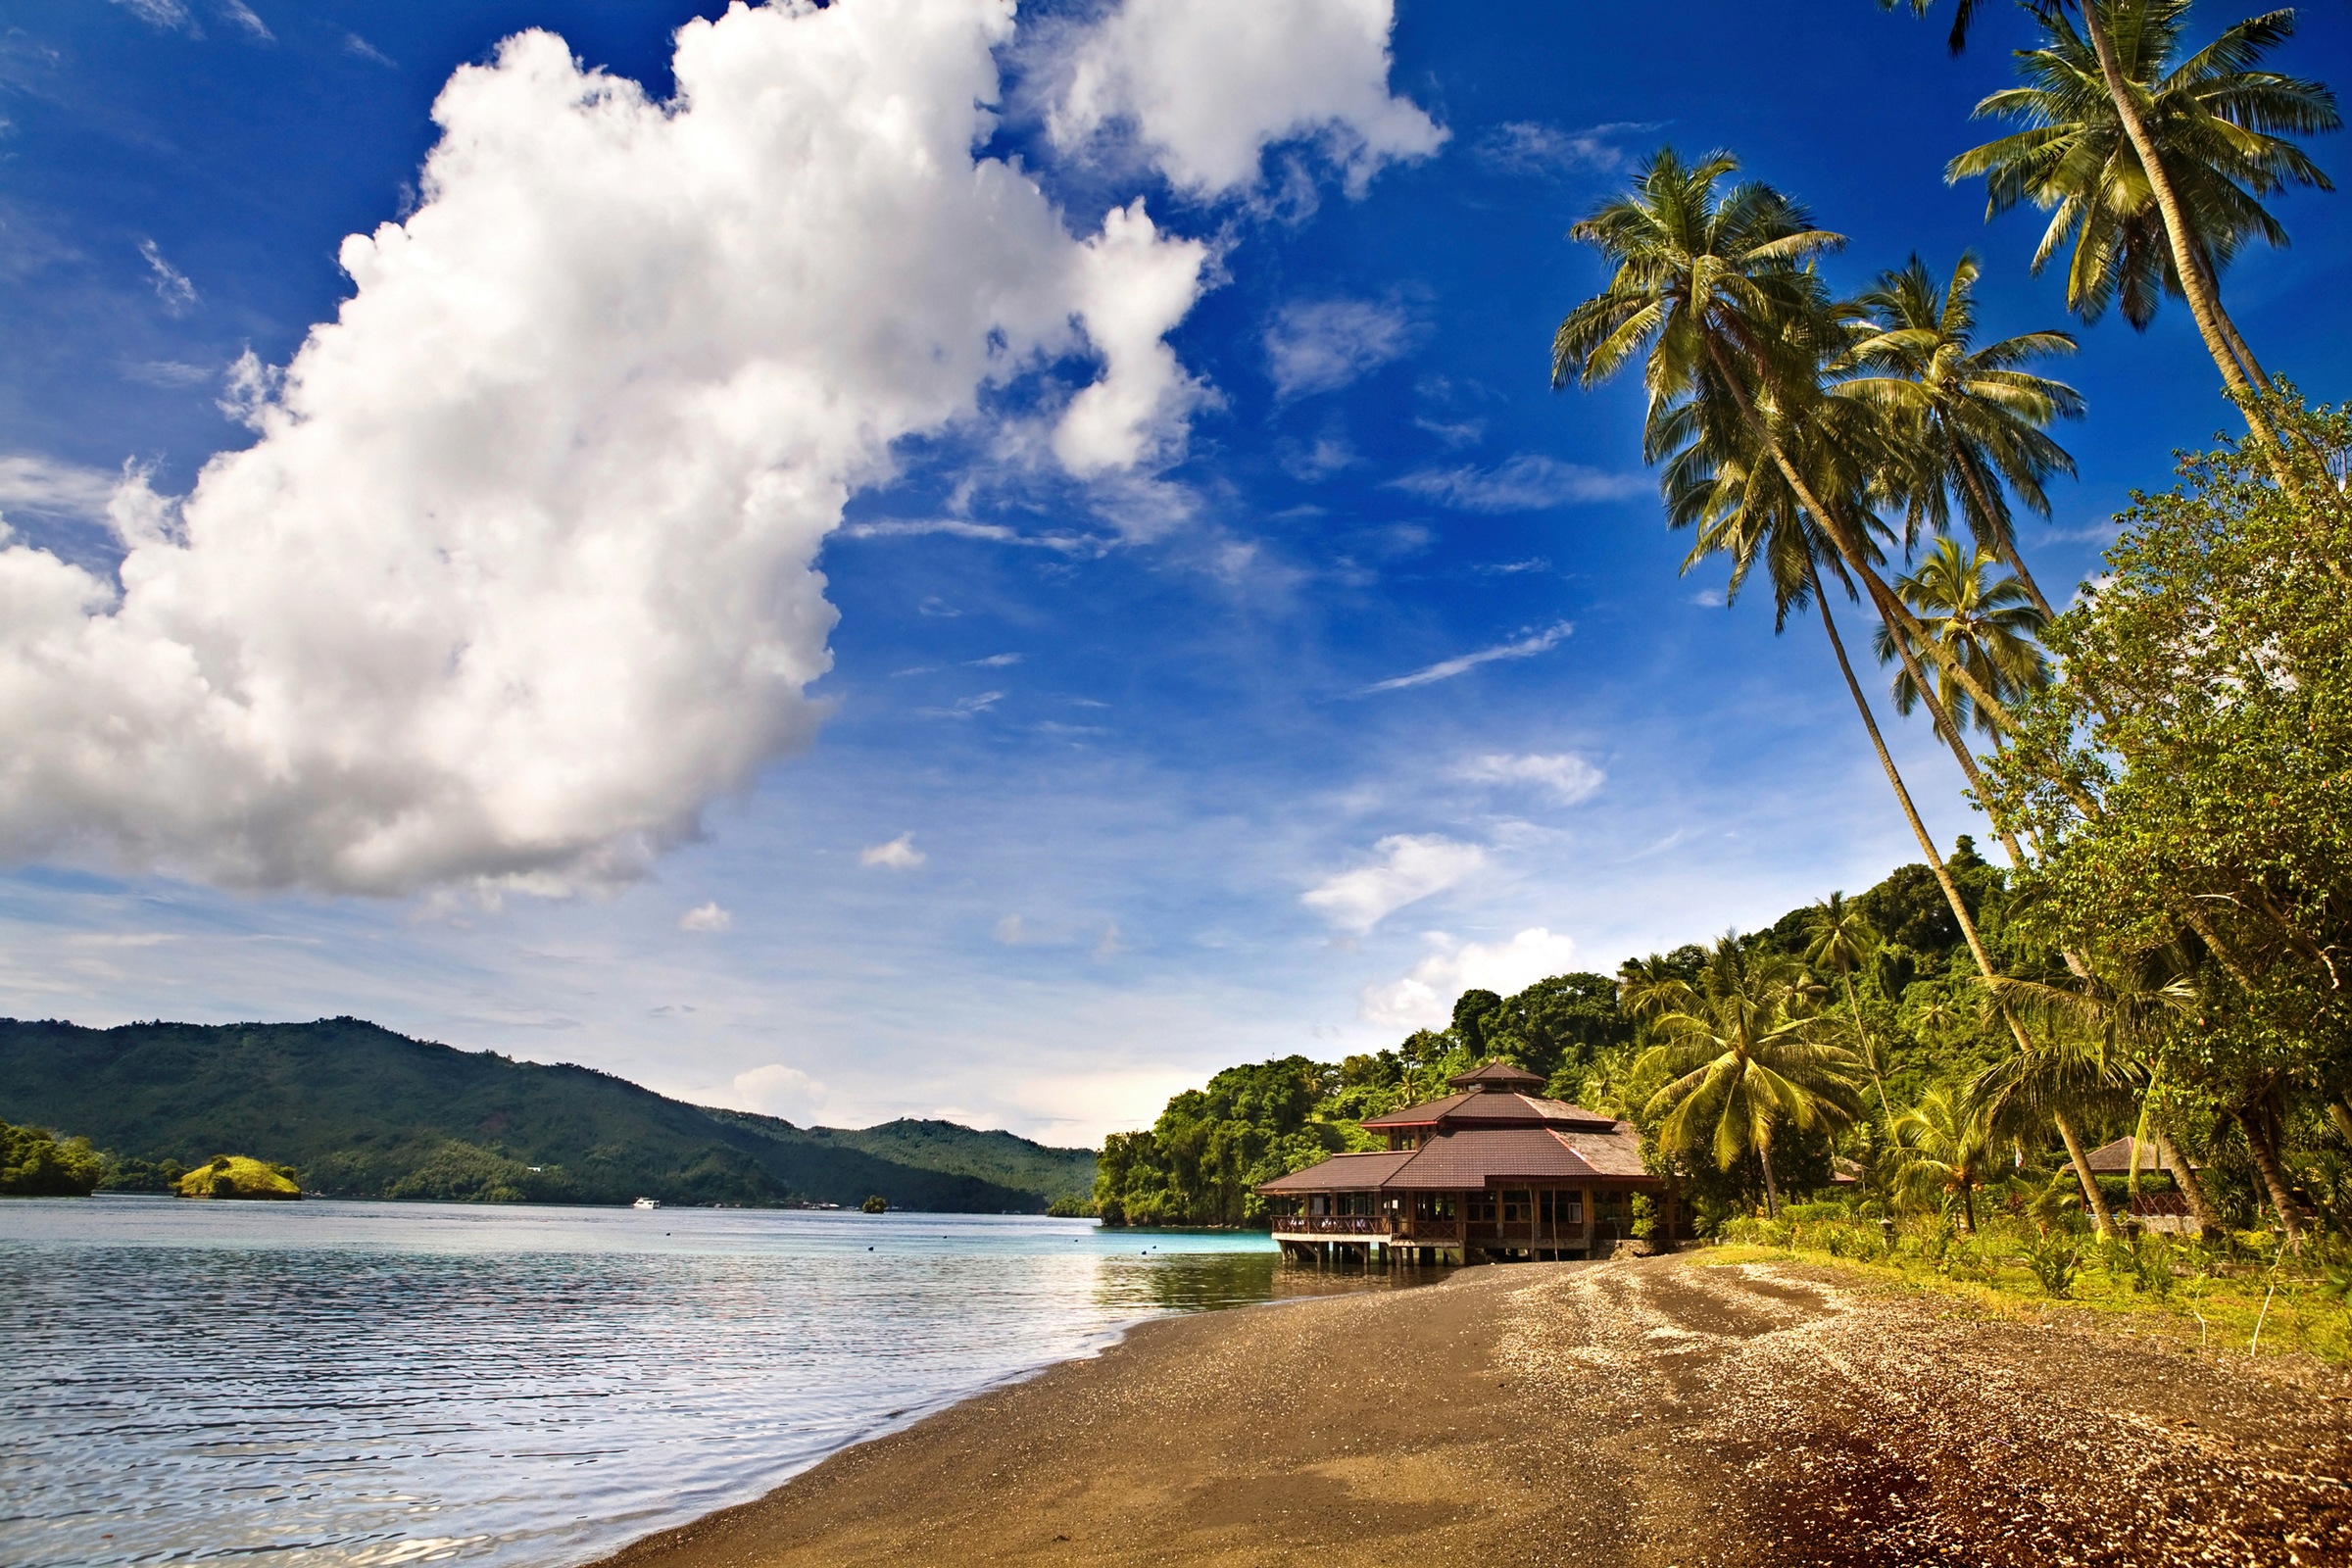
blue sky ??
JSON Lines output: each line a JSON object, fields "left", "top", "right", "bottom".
{"left": 1, "top": 0, "right": 2344, "bottom": 1142}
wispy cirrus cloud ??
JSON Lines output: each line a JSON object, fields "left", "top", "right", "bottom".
{"left": 1301, "top": 833, "right": 1486, "bottom": 932}
{"left": 1263, "top": 297, "right": 1417, "bottom": 399}
{"left": 1458, "top": 752, "right": 1604, "bottom": 806}
{"left": 1387, "top": 453, "right": 1643, "bottom": 513}
{"left": 0, "top": 455, "right": 122, "bottom": 521}
{"left": 1361, "top": 621, "right": 1573, "bottom": 694}
{"left": 1477, "top": 120, "right": 1660, "bottom": 179}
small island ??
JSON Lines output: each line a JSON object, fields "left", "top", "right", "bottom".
{"left": 177, "top": 1154, "right": 303, "bottom": 1200}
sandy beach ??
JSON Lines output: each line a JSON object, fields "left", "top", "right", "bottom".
{"left": 592, "top": 1253, "right": 2351, "bottom": 1567}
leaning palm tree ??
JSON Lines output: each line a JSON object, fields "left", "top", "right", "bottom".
{"left": 1946, "top": 0, "right": 2338, "bottom": 441}
{"left": 1872, "top": 539, "right": 2050, "bottom": 745}
{"left": 1639, "top": 939, "right": 1864, "bottom": 1216}
{"left": 1991, "top": 949, "right": 2230, "bottom": 1238}
{"left": 1892, "top": 1087, "right": 1998, "bottom": 1231}
{"left": 1838, "top": 253, "right": 2082, "bottom": 619}
{"left": 1555, "top": 147, "right": 2027, "bottom": 742}
{"left": 1801, "top": 894, "right": 1894, "bottom": 1132}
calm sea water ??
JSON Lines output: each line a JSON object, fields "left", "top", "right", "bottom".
{"left": 0, "top": 1196, "right": 1378, "bottom": 1568}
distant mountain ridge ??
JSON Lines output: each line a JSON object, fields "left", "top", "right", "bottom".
{"left": 0, "top": 1017, "right": 1095, "bottom": 1211}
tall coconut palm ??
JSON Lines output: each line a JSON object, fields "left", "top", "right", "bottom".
{"left": 1872, "top": 539, "right": 2050, "bottom": 744}
{"left": 1639, "top": 939, "right": 1864, "bottom": 1217}
{"left": 1892, "top": 1087, "right": 1998, "bottom": 1230}
{"left": 1555, "top": 147, "right": 2028, "bottom": 742}
{"left": 1839, "top": 253, "right": 2082, "bottom": 620}
{"left": 1946, "top": 0, "right": 2338, "bottom": 433}
{"left": 1801, "top": 894, "right": 1894, "bottom": 1131}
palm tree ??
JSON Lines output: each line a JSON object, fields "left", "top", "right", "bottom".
{"left": 1993, "top": 950, "right": 2230, "bottom": 1238}
{"left": 1892, "top": 1087, "right": 1997, "bottom": 1230}
{"left": 1801, "top": 894, "right": 1894, "bottom": 1131}
{"left": 1838, "top": 253, "right": 2082, "bottom": 620}
{"left": 1554, "top": 148, "right": 2028, "bottom": 742}
{"left": 1872, "top": 539, "right": 2050, "bottom": 745}
{"left": 1617, "top": 953, "right": 1698, "bottom": 1027}
{"left": 1639, "top": 938, "right": 1865, "bottom": 1216}
{"left": 1946, "top": 0, "right": 2338, "bottom": 439}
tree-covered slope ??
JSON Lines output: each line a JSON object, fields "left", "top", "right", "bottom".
{"left": 0, "top": 1017, "right": 1091, "bottom": 1210}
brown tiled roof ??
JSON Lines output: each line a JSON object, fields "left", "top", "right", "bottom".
{"left": 1254, "top": 1150, "right": 1416, "bottom": 1194}
{"left": 1447, "top": 1059, "right": 1546, "bottom": 1091}
{"left": 1254, "top": 1125, "right": 1656, "bottom": 1194}
{"left": 1358, "top": 1090, "right": 1618, "bottom": 1131}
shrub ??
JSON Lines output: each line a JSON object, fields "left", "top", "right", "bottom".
{"left": 2132, "top": 1237, "right": 2177, "bottom": 1298}
{"left": 2025, "top": 1233, "right": 2082, "bottom": 1297}
{"left": 1629, "top": 1193, "right": 1657, "bottom": 1241}
{"left": 860, "top": 1194, "right": 889, "bottom": 1213}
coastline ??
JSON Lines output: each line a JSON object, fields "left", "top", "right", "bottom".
{"left": 590, "top": 1253, "right": 2351, "bottom": 1568}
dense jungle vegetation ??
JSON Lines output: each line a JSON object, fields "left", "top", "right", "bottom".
{"left": 1101, "top": 0, "right": 2352, "bottom": 1311}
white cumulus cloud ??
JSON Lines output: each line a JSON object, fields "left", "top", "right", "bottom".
{"left": 1301, "top": 833, "right": 1486, "bottom": 933}
{"left": 1459, "top": 752, "right": 1604, "bottom": 806}
{"left": 0, "top": 0, "right": 1217, "bottom": 896}
{"left": 678, "top": 902, "right": 731, "bottom": 933}
{"left": 1051, "top": 0, "right": 1445, "bottom": 199}
{"left": 860, "top": 833, "right": 926, "bottom": 870}
{"left": 1359, "top": 927, "right": 1580, "bottom": 1030}
{"left": 1263, "top": 297, "right": 1416, "bottom": 399}
{"left": 730, "top": 1061, "right": 827, "bottom": 1122}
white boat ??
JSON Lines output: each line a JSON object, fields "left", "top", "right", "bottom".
{"left": 632, "top": 1197, "right": 660, "bottom": 1210}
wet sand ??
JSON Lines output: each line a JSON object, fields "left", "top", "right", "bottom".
{"left": 593, "top": 1254, "right": 2352, "bottom": 1567}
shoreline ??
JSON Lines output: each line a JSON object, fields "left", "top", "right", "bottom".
{"left": 589, "top": 1253, "right": 2351, "bottom": 1567}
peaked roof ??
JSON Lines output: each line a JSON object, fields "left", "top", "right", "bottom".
{"left": 2084, "top": 1135, "right": 2190, "bottom": 1174}
{"left": 1448, "top": 1059, "right": 1546, "bottom": 1091}
{"left": 1254, "top": 1121, "right": 1655, "bottom": 1195}
{"left": 1358, "top": 1089, "right": 1619, "bottom": 1131}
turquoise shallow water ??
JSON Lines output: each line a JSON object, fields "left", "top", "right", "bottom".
{"left": 0, "top": 1196, "right": 1367, "bottom": 1567}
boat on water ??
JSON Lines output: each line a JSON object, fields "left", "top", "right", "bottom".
{"left": 632, "top": 1197, "right": 660, "bottom": 1210}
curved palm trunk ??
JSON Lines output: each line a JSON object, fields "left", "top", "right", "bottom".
{"left": 1874, "top": 608, "right": 2037, "bottom": 870}
{"left": 1949, "top": 432, "right": 2059, "bottom": 622}
{"left": 1701, "top": 334, "right": 2027, "bottom": 742}
{"left": 1759, "top": 1142, "right": 1782, "bottom": 1220}
{"left": 2235, "top": 1097, "right": 2305, "bottom": 1249}
{"left": 2075, "top": 0, "right": 2288, "bottom": 463}
{"left": 2050, "top": 1110, "right": 2119, "bottom": 1238}
{"left": 2150, "top": 1123, "right": 2221, "bottom": 1239}
{"left": 1961, "top": 1182, "right": 1978, "bottom": 1234}
{"left": 1810, "top": 558, "right": 2119, "bottom": 1239}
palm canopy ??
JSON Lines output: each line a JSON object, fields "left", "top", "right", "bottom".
{"left": 1552, "top": 147, "right": 1844, "bottom": 439}
{"left": 1871, "top": 538, "right": 2050, "bottom": 739}
{"left": 1637, "top": 938, "right": 1862, "bottom": 1210}
{"left": 1891, "top": 1087, "right": 1998, "bottom": 1228}
{"left": 1801, "top": 892, "right": 1880, "bottom": 979}
{"left": 1838, "top": 253, "right": 2082, "bottom": 614}
{"left": 1946, "top": 0, "right": 2338, "bottom": 331}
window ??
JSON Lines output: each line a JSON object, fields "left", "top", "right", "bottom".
{"left": 1541, "top": 1191, "right": 1585, "bottom": 1225}
{"left": 1414, "top": 1194, "right": 1455, "bottom": 1220}
{"left": 1500, "top": 1189, "right": 1532, "bottom": 1223}
{"left": 1468, "top": 1195, "right": 1497, "bottom": 1223}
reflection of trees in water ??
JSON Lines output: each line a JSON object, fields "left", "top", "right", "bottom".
{"left": 1092, "top": 1250, "right": 1448, "bottom": 1314}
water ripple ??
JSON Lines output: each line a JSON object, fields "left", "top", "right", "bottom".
{"left": 0, "top": 1197, "right": 1379, "bottom": 1567}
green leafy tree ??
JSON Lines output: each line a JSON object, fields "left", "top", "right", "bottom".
{"left": 0, "top": 1121, "right": 107, "bottom": 1197}
{"left": 1803, "top": 894, "right": 1894, "bottom": 1131}
{"left": 1984, "top": 398, "right": 2352, "bottom": 1246}
{"left": 1891, "top": 1086, "right": 1998, "bottom": 1230}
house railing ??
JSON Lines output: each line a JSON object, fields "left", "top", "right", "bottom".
{"left": 1269, "top": 1213, "right": 1388, "bottom": 1236}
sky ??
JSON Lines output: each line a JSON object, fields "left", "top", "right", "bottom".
{"left": 0, "top": 0, "right": 2345, "bottom": 1145}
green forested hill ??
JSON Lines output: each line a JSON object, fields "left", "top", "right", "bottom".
{"left": 0, "top": 1017, "right": 1094, "bottom": 1210}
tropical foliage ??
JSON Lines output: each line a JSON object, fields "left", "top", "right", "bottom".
{"left": 0, "top": 1120, "right": 107, "bottom": 1198}
{"left": 1107, "top": 2, "right": 2348, "bottom": 1275}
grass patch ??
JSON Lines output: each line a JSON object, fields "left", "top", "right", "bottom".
{"left": 176, "top": 1153, "right": 301, "bottom": 1200}
{"left": 1691, "top": 1219, "right": 2352, "bottom": 1367}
